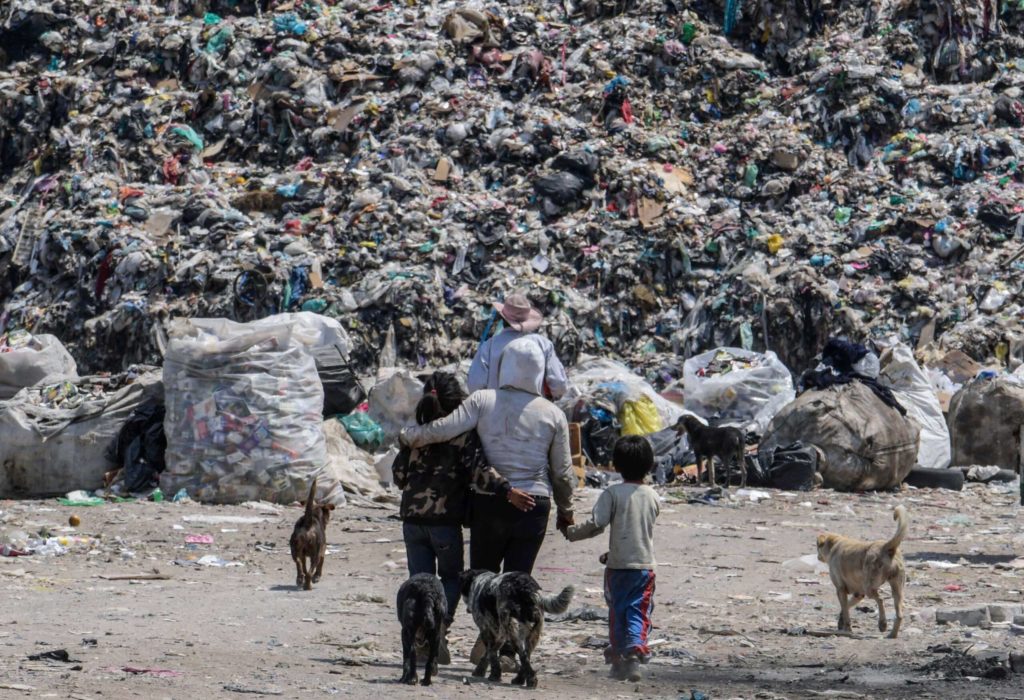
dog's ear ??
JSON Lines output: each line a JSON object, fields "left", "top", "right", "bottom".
{"left": 324, "top": 503, "right": 336, "bottom": 511}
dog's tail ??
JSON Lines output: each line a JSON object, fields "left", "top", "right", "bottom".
{"left": 538, "top": 585, "right": 575, "bottom": 614}
{"left": 303, "top": 477, "right": 318, "bottom": 522}
{"left": 884, "top": 504, "right": 909, "bottom": 556}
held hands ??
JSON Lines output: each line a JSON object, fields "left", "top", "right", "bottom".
{"left": 507, "top": 488, "right": 536, "bottom": 512}
{"left": 556, "top": 511, "right": 575, "bottom": 537}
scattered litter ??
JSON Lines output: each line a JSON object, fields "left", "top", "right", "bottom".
{"left": 223, "top": 685, "right": 284, "bottom": 696}
{"left": 185, "top": 534, "right": 215, "bottom": 545}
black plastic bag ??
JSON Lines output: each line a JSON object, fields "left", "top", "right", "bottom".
{"left": 743, "top": 454, "right": 770, "bottom": 487}
{"left": 581, "top": 416, "right": 619, "bottom": 466}
{"left": 314, "top": 345, "right": 366, "bottom": 417}
{"left": 535, "top": 171, "right": 585, "bottom": 206}
{"left": 551, "top": 150, "right": 600, "bottom": 186}
{"left": 765, "top": 441, "right": 819, "bottom": 491}
{"left": 108, "top": 398, "right": 166, "bottom": 493}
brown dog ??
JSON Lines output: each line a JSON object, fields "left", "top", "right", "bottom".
{"left": 817, "top": 505, "right": 908, "bottom": 638}
{"left": 674, "top": 415, "right": 747, "bottom": 488}
{"left": 289, "top": 477, "right": 335, "bottom": 590}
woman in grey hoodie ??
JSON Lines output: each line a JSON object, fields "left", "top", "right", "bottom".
{"left": 400, "top": 336, "right": 575, "bottom": 574}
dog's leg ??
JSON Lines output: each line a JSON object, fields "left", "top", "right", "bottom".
{"left": 472, "top": 631, "right": 492, "bottom": 678}
{"left": 421, "top": 624, "right": 440, "bottom": 686}
{"left": 835, "top": 587, "right": 852, "bottom": 632}
{"left": 695, "top": 454, "right": 704, "bottom": 484}
{"left": 737, "top": 445, "right": 747, "bottom": 488}
{"left": 303, "top": 556, "right": 313, "bottom": 590}
{"left": 312, "top": 542, "right": 325, "bottom": 584}
{"left": 707, "top": 454, "right": 717, "bottom": 488}
{"left": 888, "top": 572, "right": 905, "bottom": 639}
{"left": 510, "top": 619, "right": 542, "bottom": 688}
{"left": 510, "top": 621, "right": 531, "bottom": 686}
{"left": 400, "top": 622, "right": 417, "bottom": 684}
{"left": 293, "top": 556, "right": 304, "bottom": 590}
{"left": 486, "top": 635, "right": 502, "bottom": 682}
{"left": 872, "top": 593, "right": 888, "bottom": 633}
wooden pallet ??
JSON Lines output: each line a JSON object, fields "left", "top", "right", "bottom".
{"left": 569, "top": 422, "right": 585, "bottom": 487}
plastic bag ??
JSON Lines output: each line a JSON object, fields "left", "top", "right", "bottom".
{"left": 681, "top": 348, "right": 795, "bottom": 433}
{"left": 560, "top": 358, "right": 686, "bottom": 431}
{"left": 313, "top": 345, "right": 366, "bottom": 417}
{"left": 367, "top": 368, "right": 424, "bottom": 445}
{"left": 0, "top": 373, "right": 162, "bottom": 498}
{"left": 878, "top": 344, "right": 951, "bottom": 470}
{"left": 161, "top": 315, "right": 329, "bottom": 505}
{"left": 338, "top": 412, "right": 385, "bottom": 452}
{"left": 620, "top": 395, "right": 663, "bottom": 436}
{"left": 762, "top": 441, "right": 820, "bottom": 491}
{"left": 0, "top": 331, "right": 79, "bottom": 400}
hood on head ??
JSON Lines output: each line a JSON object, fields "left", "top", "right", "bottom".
{"left": 497, "top": 337, "right": 545, "bottom": 395}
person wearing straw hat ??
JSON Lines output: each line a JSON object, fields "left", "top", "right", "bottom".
{"left": 467, "top": 291, "right": 568, "bottom": 400}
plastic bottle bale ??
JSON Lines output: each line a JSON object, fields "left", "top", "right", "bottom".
{"left": 948, "top": 375, "right": 1024, "bottom": 471}
{"left": 758, "top": 382, "right": 920, "bottom": 492}
{"left": 160, "top": 316, "right": 328, "bottom": 505}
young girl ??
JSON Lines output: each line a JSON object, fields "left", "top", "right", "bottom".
{"left": 562, "top": 435, "right": 659, "bottom": 682}
{"left": 392, "top": 372, "right": 512, "bottom": 661}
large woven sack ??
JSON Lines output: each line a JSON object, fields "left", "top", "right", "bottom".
{"left": 759, "top": 382, "right": 919, "bottom": 491}
{"left": 948, "top": 375, "right": 1024, "bottom": 470}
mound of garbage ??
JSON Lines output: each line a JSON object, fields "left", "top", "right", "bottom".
{"left": 0, "top": 0, "right": 1022, "bottom": 381}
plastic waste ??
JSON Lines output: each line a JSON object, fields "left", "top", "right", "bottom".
{"left": 338, "top": 412, "right": 385, "bottom": 452}
{"left": 680, "top": 348, "right": 795, "bottom": 434}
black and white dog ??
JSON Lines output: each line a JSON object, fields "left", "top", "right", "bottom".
{"left": 397, "top": 573, "right": 447, "bottom": 686}
{"left": 459, "top": 569, "right": 574, "bottom": 688}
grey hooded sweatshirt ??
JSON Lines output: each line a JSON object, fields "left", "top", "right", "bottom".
{"left": 400, "top": 337, "right": 574, "bottom": 517}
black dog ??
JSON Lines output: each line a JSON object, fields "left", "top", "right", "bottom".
{"left": 674, "top": 415, "right": 747, "bottom": 488}
{"left": 460, "top": 569, "right": 574, "bottom": 688}
{"left": 397, "top": 573, "right": 447, "bottom": 686}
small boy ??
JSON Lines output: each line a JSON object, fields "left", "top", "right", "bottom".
{"left": 561, "top": 435, "right": 659, "bottom": 682}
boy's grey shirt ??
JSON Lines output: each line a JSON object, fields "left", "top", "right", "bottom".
{"left": 565, "top": 483, "right": 659, "bottom": 569}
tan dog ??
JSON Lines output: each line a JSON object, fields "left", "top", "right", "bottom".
{"left": 816, "top": 505, "right": 907, "bottom": 638}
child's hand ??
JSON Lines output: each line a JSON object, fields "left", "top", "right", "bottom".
{"left": 556, "top": 511, "right": 574, "bottom": 535}
{"left": 599, "top": 552, "right": 608, "bottom": 565}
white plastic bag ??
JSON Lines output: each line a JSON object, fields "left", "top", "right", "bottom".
{"left": 879, "top": 344, "right": 951, "bottom": 470}
{"left": 161, "top": 315, "right": 329, "bottom": 505}
{"left": 560, "top": 358, "right": 686, "bottom": 432}
{"left": 367, "top": 368, "right": 424, "bottom": 446}
{"left": 681, "top": 347, "right": 795, "bottom": 433}
{"left": 0, "top": 332, "right": 79, "bottom": 400}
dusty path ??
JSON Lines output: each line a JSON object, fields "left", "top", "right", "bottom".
{"left": 1, "top": 482, "right": 1023, "bottom": 699}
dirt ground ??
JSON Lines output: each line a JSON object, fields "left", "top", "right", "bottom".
{"left": 2, "top": 481, "right": 1024, "bottom": 700}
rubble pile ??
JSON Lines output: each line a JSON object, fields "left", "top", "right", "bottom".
{"left": 0, "top": 0, "right": 1022, "bottom": 375}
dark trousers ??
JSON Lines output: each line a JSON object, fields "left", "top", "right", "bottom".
{"left": 403, "top": 522, "right": 463, "bottom": 623}
{"left": 469, "top": 492, "right": 551, "bottom": 575}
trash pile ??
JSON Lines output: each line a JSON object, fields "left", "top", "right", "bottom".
{"left": 0, "top": 0, "right": 1021, "bottom": 380}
